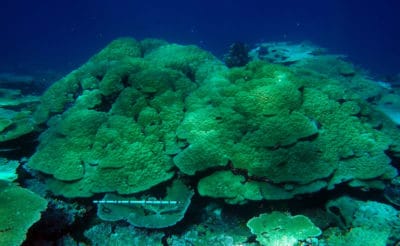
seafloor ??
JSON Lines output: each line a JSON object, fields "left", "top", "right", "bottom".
{"left": 0, "top": 38, "right": 400, "bottom": 246}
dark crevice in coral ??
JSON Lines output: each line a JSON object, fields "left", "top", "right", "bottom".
{"left": 1, "top": 122, "right": 18, "bottom": 133}
{"left": 73, "top": 82, "right": 84, "bottom": 101}
{"left": 372, "top": 122, "right": 384, "bottom": 130}
{"left": 298, "top": 85, "right": 306, "bottom": 108}
{"left": 338, "top": 155, "right": 356, "bottom": 161}
{"left": 95, "top": 74, "right": 104, "bottom": 81}
{"left": 121, "top": 74, "right": 130, "bottom": 88}
{"left": 183, "top": 68, "right": 196, "bottom": 84}
{"left": 356, "top": 111, "right": 371, "bottom": 122}
{"left": 314, "top": 120, "right": 323, "bottom": 130}
{"left": 0, "top": 131, "right": 40, "bottom": 159}
{"left": 180, "top": 164, "right": 231, "bottom": 187}
{"left": 143, "top": 91, "right": 156, "bottom": 100}
{"left": 265, "top": 141, "right": 297, "bottom": 150}
{"left": 23, "top": 201, "right": 84, "bottom": 245}
{"left": 281, "top": 60, "right": 296, "bottom": 66}
{"left": 366, "top": 95, "right": 380, "bottom": 103}
{"left": 93, "top": 94, "right": 119, "bottom": 112}
{"left": 385, "top": 149, "right": 400, "bottom": 170}
{"left": 298, "top": 132, "right": 319, "bottom": 142}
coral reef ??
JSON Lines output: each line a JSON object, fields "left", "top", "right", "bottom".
{"left": 176, "top": 59, "right": 398, "bottom": 201}
{"left": 28, "top": 38, "right": 223, "bottom": 198}
{"left": 3, "top": 38, "right": 399, "bottom": 245}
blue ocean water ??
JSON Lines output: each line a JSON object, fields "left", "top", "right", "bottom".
{"left": 1, "top": 0, "right": 399, "bottom": 78}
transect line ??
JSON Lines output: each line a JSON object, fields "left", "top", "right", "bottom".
{"left": 93, "top": 200, "right": 179, "bottom": 205}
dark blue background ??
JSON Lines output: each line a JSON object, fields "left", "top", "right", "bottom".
{"left": 1, "top": 0, "right": 399, "bottom": 79}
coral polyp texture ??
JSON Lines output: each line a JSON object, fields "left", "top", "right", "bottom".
{"left": 28, "top": 38, "right": 399, "bottom": 207}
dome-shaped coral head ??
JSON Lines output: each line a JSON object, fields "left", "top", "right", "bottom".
{"left": 224, "top": 42, "right": 250, "bottom": 68}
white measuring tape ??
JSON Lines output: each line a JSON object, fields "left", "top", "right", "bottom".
{"left": 93, "top": 199, "right": 180, "bottom": 205}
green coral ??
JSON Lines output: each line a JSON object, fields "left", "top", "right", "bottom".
{"left": 29, "top": 109, "right": 107, "bottom": 182}
{"left": 173, "top": 105, "right": 241, "bottom": 175}
{"left": 239, "top": 111, "right": 318, "bottom": 148}
{"left": 29, "top": 38, "right": 400, "bottom": 204}
{"left": 326, "top": 227, "right": 390, "bottom": 246}
{"left": 175, "top": 60, "right": 397, "bottom": 200}
{"left": 0, "top": 159, "right": 19, "bottom": 183}
{"left": 0, "top": 89, "right": 40, "bottom": 142}
{"left": 233, "top": 78, "right": 302, "bottom": 116}
{"left": 33, "top": 71, "right": 81, "bottom": 123}
{"left": 144, "top": 43, "right": 223, "bottom": 82}
{"left": 0, "top": 185, "right": 47, "bottom": 246}
{"left": 32, "top": 113, "right": 175, "bottom": 197}
{"left": 198, "top": 170, "right": 328, "bottom": 203}
{"left": 237, "top": 141, "right": 334, "bottom": 184}
{"left": 90, "top": 37, "right": 142, "bottom": 63}
{"left": 247, "top": 211, "right": 321, "bottom": 246}
{"left": 198, "top": 171, "right": 263, "bottom": 204}
{"left": 325, "top": 196, "right": 400, "bottom": 245}
{"left": 33, "top": 38, "right": 143, "bottom": 123}
{"left": 28, "top": 38, "right": 222, "bottom": 198}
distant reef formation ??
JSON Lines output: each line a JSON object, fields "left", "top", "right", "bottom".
{"left": 2, "top": 38, "right": 400, "bottom": 245}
